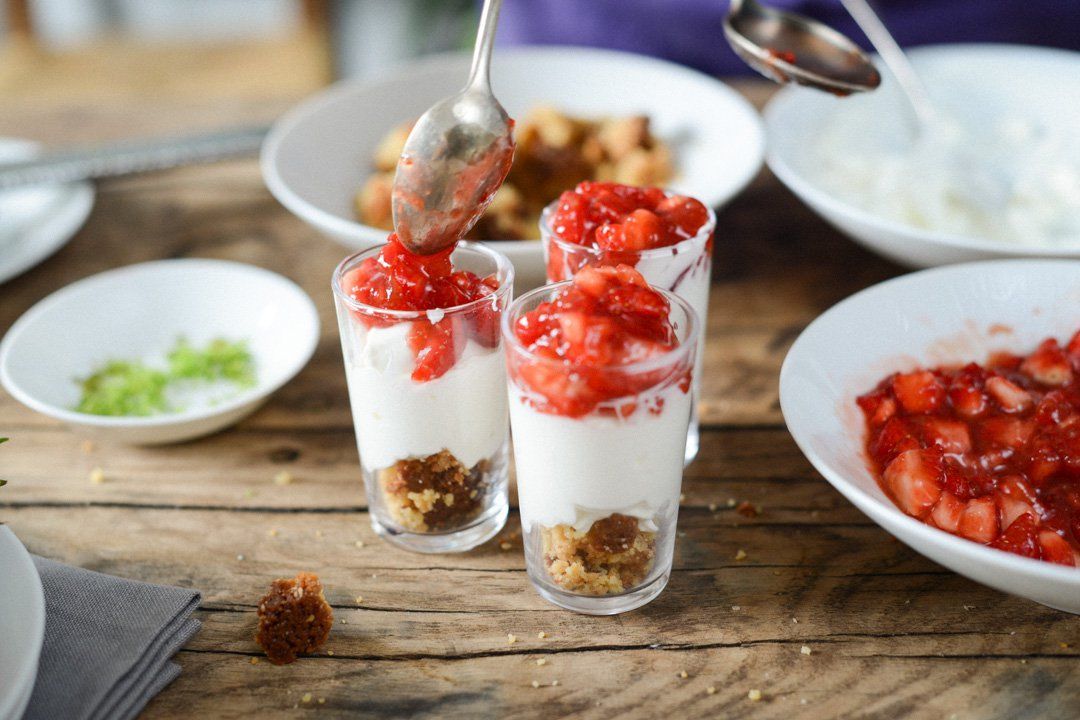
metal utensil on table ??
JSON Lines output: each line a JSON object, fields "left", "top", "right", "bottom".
{"left": 0, "top": 125, "right": 269, "bottom": 190}
{"left": 390, "top": 0, "right": 514, "bottom": 255}
{"left": 724, "top": 0, "right": 881, "bottom": 95}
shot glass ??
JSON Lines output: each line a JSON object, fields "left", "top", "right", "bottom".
{"left": 503, "top": 281, "right": 700, "bottom": 614}
{"left": 540, "top": 198, "right": 716, "bottom": 464}
{"left": 332, "top": 241, "right": 514, "bottom": 553}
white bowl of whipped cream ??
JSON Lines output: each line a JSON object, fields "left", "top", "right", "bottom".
{"left": 765, "top": 44, "right": 1080, "bottom": 267}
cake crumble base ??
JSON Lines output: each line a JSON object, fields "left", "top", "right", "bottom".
{"left": 541, "top": 513, "right": 656, "bottom": 595}
{"left": 378, "top": 449, "right": 489, "bottom": 532}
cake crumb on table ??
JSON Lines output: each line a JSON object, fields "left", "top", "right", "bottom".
{"left": 734, "top": 549, "right": 747, "bottom": 561}
{"left": 500, "top": 541, "right": 513, "bottom": 550}
{"left": 678, "top": 670, "right": 688, "bottom": 679}
{"left": 255, "top": 572, "right": 333, "bottom": 665}
{"left": 706, "top": 686, "right": 717, "bottom": 695}
{"left": 301, "top": 693, "right": 312, "bottom": 704}
{"left": 507, "top": 633, "right": 517, "bottom": 644}
{"left": 748, "top": 689, "right": 762, "bottom": 702}
{"left": 801, "top": 645, "right": 812, "bottom": 656}
{"left": 536, "top": 658, "right": 546, "bottom": 666}
{"left": 273, "top": 470, "right": 293, "bottom": 486}
{"left": 89, "top": 467, "right": 106, "bottom": 484}
{"left": 531, "top": 680, "right": 540, "bottom": 689}
{"left": 537, "top": 631, "right": 547, "bottom": 639}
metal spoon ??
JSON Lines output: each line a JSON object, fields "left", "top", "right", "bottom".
{"left": 724, "top": 0, "right": 881, "bottom": 95}
{"left": 391, "top": 0, "right": 514, "bottom": 255}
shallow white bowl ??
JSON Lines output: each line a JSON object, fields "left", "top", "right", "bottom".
{"left": 262, "top": 45, "right": 764, "bottom": 288}
{"left": 0, "top": 526, "right": 45, "bottom": 720}
{"left": 780, "top": 259, "right": 1080, "bottom": 613}
{"left": 0, "top": 259, "right": 319, "bottom": 444}
{"left": 766, "top": 44, "right": 1080, "bottom": 268}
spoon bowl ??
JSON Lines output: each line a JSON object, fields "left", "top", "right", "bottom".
{"left": 724, "top": 0, "right": 880, "bottom": 95}
{"left": 391, "top": 0, "right": 514, "bottom": 255}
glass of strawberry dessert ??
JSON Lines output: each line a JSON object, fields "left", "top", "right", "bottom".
{"left": 332, "top": 235, "right": 514, "bottom": 553}
{"left": 540, "top": 181, "right": 715, "bottom": 463}
{"left": 503, "top": 264, "right": 700, "bottom": 614}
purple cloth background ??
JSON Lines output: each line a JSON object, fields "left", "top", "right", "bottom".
{"left": 497, "top": 0, "right": 1080, "bottom": 76}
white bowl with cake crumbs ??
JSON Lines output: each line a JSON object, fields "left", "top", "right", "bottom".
{"left": 766, "top": 44, "right": 1080, "bottom": 267}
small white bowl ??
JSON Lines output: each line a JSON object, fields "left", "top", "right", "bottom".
{"left": 766, "top": 44, "right": 1080, "bottom": 268}
{"left": 0, "top": 259, "right": 319, "bottom": 444}
{"left": 0, "top": 527, "right": 44, "bottom": 720}
{"left": 780, "top": 259, "right": 1080, "bottom": 613}
{"left": 261, "top": 45, "right": 764, "bottom": 288}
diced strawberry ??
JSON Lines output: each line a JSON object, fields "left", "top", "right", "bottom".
{"left": 930, "top": 491, "right": 965, "bottom": 533}
{"left": 892, "top": 371, "right": 946, "bottom": 414}
{"left": 996, "top": 477, "right": 1038, "bottom": 529}
{"left": 986, "top": 376, "right": 1034, "bottom": 413}
{"left": 1021, "top": 339, "right": 1073, "bottom": 387}
{"left": 957, "top": 496, "right": 1000, "bottom": 544}
{"left": 990, "top": 513, "right": 1040, "bottom": 558}
{"left": 1066, "top": 330, "right": 1080, "bottom": 360}
{"left": 572, "top": 265, "right": 613, "bottom": 298}
{"left": 978, "top": 416, "right": 1035, "bottom": 450}
{"left": 883, "top": 449, "right": 943, "bottom": 519}
{"left": 918, "top": 417, "right": 972, "bottom": 455}
{"left": 948, "top": 365, "right": 988, "bottom": 418}
{"left": 1038, "top": 530, "right": 1077, "bottom": 567}
{"left": 857, "top": 390, "right": 897, "bottom": 427}
{"left": 407, "top": 320, "right": 456, "bottom": 382}
{"left": 870, "top": 417, "right": 921, "bottom": 465}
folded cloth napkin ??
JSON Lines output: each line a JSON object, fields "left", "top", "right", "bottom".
{"left": 25, "top": 557, "right": 201, "bottom": 720}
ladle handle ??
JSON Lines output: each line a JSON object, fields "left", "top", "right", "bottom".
{"left": 839, "top": 0, "right": 937, "bottom": 127}
{"left": 466, "top": 0, "right": 505, "bottom": 92}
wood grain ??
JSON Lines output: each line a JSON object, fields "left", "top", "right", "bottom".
{"left": 1, "top": 78, "right": 1076, "bottom": 720}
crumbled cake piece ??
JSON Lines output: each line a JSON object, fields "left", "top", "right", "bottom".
{"left": 378, "top": 450, "right": 489, "bottom": 532}
{"left": 540, "top": 513, "right": 655, "bottom": 595}
{"left": 255, "top": 572, "right": 334, "bottom": 665}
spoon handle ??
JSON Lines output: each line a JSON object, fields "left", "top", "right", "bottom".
{"left": 466, "top": 0, "right": 505, "bottom": 92}
{"left": 839, "top": 0, "right": 937, "bottom": 127}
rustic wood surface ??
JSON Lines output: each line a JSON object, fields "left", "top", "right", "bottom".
{"left": 1, "top": 80, "right": 1077, "bottom": 720}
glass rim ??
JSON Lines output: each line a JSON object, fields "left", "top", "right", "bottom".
{"left": 501, "top": 278, "right": 700, "bottom": 375}
{"left": 539, "top": 191, "right": 717, "bottom": 261}
{"left": 331, "top": 239, "right": 515, "bottom": 319}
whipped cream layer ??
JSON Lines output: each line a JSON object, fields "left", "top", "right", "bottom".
{"left": 510, "top": 384, "right": 692, "bottom": 533}
{"left": 341, "top": 319, "right": 507, "bottom": 471}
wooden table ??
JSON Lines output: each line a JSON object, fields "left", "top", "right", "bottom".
{"left": 1, "top": 82, "right": 1077, "bottom": 720}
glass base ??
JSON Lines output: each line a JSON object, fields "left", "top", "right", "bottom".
{"left": 684, "top": 413, "right": 700, "bottom": 466}
{"left": 530, "top": 568, "right": 670, "bottom": 615}
{"left": 370, "top": 500, "right": 508, "bottom": 554}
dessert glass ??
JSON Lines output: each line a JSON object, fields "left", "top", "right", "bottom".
{"left": 504, "top": 281, "right": 699, "bottom": 614}
{"left": 540, "top": 199, "right": 716, "bottom": 464}
{"left": 332, "top": 241, "right": 514, "bottom": 553}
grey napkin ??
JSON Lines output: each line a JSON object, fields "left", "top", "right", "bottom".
{"left": 25, "top": 557, "right": 202, "bottom": 720}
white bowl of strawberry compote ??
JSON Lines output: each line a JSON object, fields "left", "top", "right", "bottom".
{"left": 781, "top": 260, "right": 1080, "bottom": 613}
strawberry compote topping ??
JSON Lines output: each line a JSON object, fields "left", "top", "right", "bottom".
{"left": 858, "top": 331, "right": 1080, "bottom": 567}
{"left": 550, "top": 182, "right": 710, "bottom": 252}
{"left": 511, "top": 265, "right": 691, "bottom": 418}
{"left": 341, "top": 234, "right": 499, "bottom": 382}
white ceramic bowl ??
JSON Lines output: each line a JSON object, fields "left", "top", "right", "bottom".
{"left": 766, "top": 44, "right": 1080, "bottom": 268}
{"left": 0, "top": 526, "right": 45, "bottom": 720}
{"left": 780, "top": 259, "right": 1080, "bottom": 613}
{"left": 262, "top": 45, "right": 764, "bottom": 288}
{"left": 0, "top": 259, "right": 319, "bottom": 444}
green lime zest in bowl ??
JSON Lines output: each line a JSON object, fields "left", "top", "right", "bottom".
{"left": 76, "top": 337, "right": 256, "bottom": 417}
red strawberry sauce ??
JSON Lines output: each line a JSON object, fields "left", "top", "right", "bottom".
{"left": 858, "top": 331, "right": 1080, "bottom": 566}
{"left": 510, "top": 265, "right": 690, "bottom": 419}
{"left": 340, "top": 234, "right": 499, "bottom": 382}
{"left": 546, "top": 182, "right": 710, "bottom": 279}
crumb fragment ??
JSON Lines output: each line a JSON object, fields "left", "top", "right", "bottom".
{"left": 734, "top": 549, "right": 747, "bottom": 561}
{"left": 500, "top": 541, "right": 513, "bottom": 551}
{"left": 267, "top": 528, "right": 279, "bottom": 537}
{"left": 531, "top": 680, "right": 540, "bottom": 689}
{"left": 301, "top": 693, "right": 312, "bottom": 703}
{"left": 355, "top": 595, "right": 363, "bottom": 604}
{"left": 507, "top": 633, "right": 517, "bottom": 644}
{"left": 552, "top": 680, "right": 559, "bottom": 687}
{"left": 236, "top": 554, "right": 245, "bottom": 561}
{"left": 678, "top": 670, "right": 688, "bottom": 679}
{"left": 89, "top": 467, "right": 106, "bottom": 485}
{"left": 748, "top": 689, "right": 762, "bottom": 702}
{"left": 1060, "top": 642, "right": 1070, "bottom": 649}
{"left": 731, "top": 605, "right": 741, "bottom": 611}
{"left": 679, "top": 493, "right": 686, "bottom": 503}
{"left": 736, "top": 501, "right": 759, "bottom": 518}
{"left": 726, "top": 498, "right": 737, "bottom": 508}
{"left": 792, "top": 617, "right": 798, "bottom": 624}
{"left": 273, "top": 470, "right": 293, "bottom": 486}
{"left": 327, "top": 650, "right": 334, "bottom": 656}
{"left": 536, "top": 658, "right": 547, "bottom": 666}
{"left": 708, "top": 503, "right": 718, "bottom": 512}
{"left": 537, "top": 631, "right": 547, "bottom": 639}
{"left": 249, "top": 657, "right": 259, "bottom": 665}
{"left": 355, "top": 540, "right": 365, "bottom": 548}
{"left": 255, "top": 572, "right": 333, "bottom": 665}
{"left": 801, "top": 645, "right": 811, "bottom": 656}
{"left": 706, "top": 686, "right": 717, "bottom": 695}
{"left": 318, "top": 698, "right": 326, "bottom": 705}
{"left": 963, "top": 605, "right": 976, "bottom": 611}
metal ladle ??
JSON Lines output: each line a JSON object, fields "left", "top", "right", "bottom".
{"left": 390, "top": 0, "right": 514, "bottom": 255}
